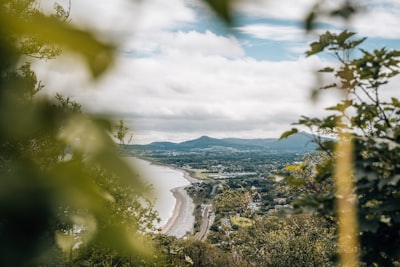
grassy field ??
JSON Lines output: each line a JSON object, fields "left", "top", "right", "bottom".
{"left": 186, "top": 168, "right": 210, "bottom": 180}
{"left": 230, "top": 216, "right": 253, "bottom": 227}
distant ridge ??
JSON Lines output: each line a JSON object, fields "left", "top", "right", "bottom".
{"left": 128, "top": 132, "right": 326, "bottom": 152}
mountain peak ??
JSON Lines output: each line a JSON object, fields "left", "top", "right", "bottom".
{"left": 198, "top": 135, "right": 213, "bottom": 140}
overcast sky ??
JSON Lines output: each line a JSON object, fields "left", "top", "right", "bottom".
{"left": 36, "top": 0, "right": 400, "bottom": 144}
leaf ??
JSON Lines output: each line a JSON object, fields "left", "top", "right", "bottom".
{"left": 304, "top": 10, "right": 316, "bottom": 31}
{"left": 358, "top": 216, "right": 380, "bottom": 233}
{"left": 337, "top": 30, "right": 356, "bottom": 46}
{"left": 392, "top": 97, "right": 400, "bottom": 107}
{"left": 306, "top": 41, "right": 326, "bottom": 56}
{"left": 378, "top": 175, "right": 400, "bottom": 190}
{"left": 348, "top": 37, "right": 367, "bottom": 49}
{"left": 320, "top": 83, "right": 337, "bottom": 90}
{"left": 4, "top": 12, "right": 114, "bottom": 78}
{"left": 280, "top": 128, "right": 298, "bottom": 140}
{"left": 392, "top": 50, "right": 400, "bottom": 57}
{"left": 315, "top": 159, "right": 334, "bottom": 182}
{"left": 318, "top": 67, "right": 335, "bottom": 73}
{"left": 326, "top": 100, "right": 353, "bottom": 112}
{"left": 330, "top": 3, "right": 357, "bottom": 20}
{"left": 202, "top": 0, "right": 232, "bottom": 24}
{"left": 320, "top": 115, "right": 338, "bottom": 129}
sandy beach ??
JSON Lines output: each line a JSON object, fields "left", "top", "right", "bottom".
{"left": 160, "top": 170, "right": 199, "bottom": 238}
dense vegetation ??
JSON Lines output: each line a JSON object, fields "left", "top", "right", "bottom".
{"left": 0, "top": 1, "right": 158, "bottom": 266}
{"left": 282, "top": 31, "right": 400, "bottom": 266}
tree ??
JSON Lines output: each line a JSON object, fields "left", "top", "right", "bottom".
{"left": 213, "top": 187, "right": 250, "bottom": 216}
{"left": 0, "top": 1, "right": 157, "bottom": 266}
{"left": 233, "top": 213, "right": 336, "bottom": 267}
{"left": 114, "top": 119, "right": 133, "bottom": 147}
{"left": 282, "top": 30, "right": 400, "bottom": 266}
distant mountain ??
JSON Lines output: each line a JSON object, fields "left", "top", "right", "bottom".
{"left": 128, "top": 132, "right": 326, "bottom": 153}
{"left": 179, "top": 136, "right": 230, "bottom": 149}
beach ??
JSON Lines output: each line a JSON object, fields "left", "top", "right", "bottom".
{"left": 160, "top": 170, "right": 199, "bottom": 238}
{"left": 127, "top": 157, "right": 198, "bottom": 238}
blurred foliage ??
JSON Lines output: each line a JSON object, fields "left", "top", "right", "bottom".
{"left": 203, "top": 0, "right": 233, "bottom": 24}
{"left": 0, "top": 0, "right": 114, "bottom": 77}
{"left": 282, "top": 30, "right": 400, "bottom": 266}
{"left": 114, "top": 119, "right": 133, "bottom": 149}
{"left": 0, "top": 0, "right": 158, "bottom": 266}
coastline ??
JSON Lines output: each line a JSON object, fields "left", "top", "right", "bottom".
{"left": 160, "top": 169, "right": 199, "bottom": 238}
{"left": 127, "top": 156, "right": 199, "bottom": 238}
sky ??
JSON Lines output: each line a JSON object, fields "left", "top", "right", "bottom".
{"left": 36, "top": 0, "right": 400, "bottom": 144}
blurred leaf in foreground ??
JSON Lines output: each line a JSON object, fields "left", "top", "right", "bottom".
{"left": 0, "top": 0, "right": 157, "bottom": 265}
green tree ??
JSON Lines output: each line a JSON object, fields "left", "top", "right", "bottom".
{"left": 233, "top": 214, "right": 336, "bottom": 267}
{"left": 213, "top": 188, "right": 250, "bottom": 216}
{"left": 282, "top": 30, "right": 400, "bottom": 266}
{"left": 0, "top": 1, "right": 157, "bottom": 266}
{"left": 114, "top": 119, "right": 133, "bottom": 148}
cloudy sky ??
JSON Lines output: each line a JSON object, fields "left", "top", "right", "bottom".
{"left": 36, "top": 0, "right": 400, "bottom": 144}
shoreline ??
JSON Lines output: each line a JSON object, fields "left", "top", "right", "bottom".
{"left": 160, "top": 186, "right": 189, "bottom": 236}
{"left": 160, "top": 169, "right": 199, "bottom": 238}
{"left": 128, "top": 156, "right": 199, "bottom": 238}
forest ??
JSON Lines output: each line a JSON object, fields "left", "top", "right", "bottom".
{"left": 1, "top": 0, "right": 399, "bottom": 266}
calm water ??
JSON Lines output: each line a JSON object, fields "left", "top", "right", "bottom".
{"left": 126, "top": 157, "right": 189, "bottom": 228}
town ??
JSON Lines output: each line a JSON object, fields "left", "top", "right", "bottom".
{"left": 126, "top": 134, "right": 319, "bottom": 245}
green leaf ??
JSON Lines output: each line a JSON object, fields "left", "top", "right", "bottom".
{"left": 392, "top": 50, "right": 400, "bottom": 57}
{"left": 280, "top": 128, "right": 298, "bottom": 140}
{"left": 4, "top": 12, "right": 114, "bottom": 78}
{"left": 320, "top": 83, "right": 337, "bottom": 90}
{"left": 202, "top": 0, "right": 232, "bottom": 24}
{"left": 348, "top": 37, "right": 367, "bottom": 49}
{"left": 392, "top": 97, "right": 400, "bottom": 107}
{"left": 304, "top": 10, "right": 316, "bottom": 31}
{"left": 318, "top": 67, "right": 335, "bottom": 73}
{"left": 330, "top": 3, "right": 357, "bottom": 19}
{"left": 326, "top": 100, "right": 353, "bottom": 112}
{"left": 306, "top": 42, "right": 326, "bottom": 56}
{"left": 337, "top": 30, "right": 356, "bottom": 46}
{"left": 320, "top": 115, "right": 338, "bottom": 129}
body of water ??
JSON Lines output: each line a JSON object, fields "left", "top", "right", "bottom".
{"left": 126, "top": 157, "right": 189, "bottom": 228}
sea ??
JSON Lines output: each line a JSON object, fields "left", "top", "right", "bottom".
{"left": 125, "top": 157, "right": 190, "bottom": 228}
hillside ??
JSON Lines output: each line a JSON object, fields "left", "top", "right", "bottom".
{"left": 128, "top": 132, "right": 324, "bottom": 152}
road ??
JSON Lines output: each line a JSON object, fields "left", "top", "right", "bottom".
{"left": 195, "top": 204, "right": 214, "bottom": 241}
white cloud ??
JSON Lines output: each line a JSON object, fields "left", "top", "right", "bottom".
{"left": 236, "top": 0, "right": 400, "bottom": 40}
{"left": 163, "top": 31, "right": 244, "bottom": 57}
{"left": 125, "top": 30, "right": 244, "bottom": 57}
{"left": 33, "top": 0, "right": 400, "bottom": 144}
{"left": 37, "top": 50, "right": 335, "bottom": 143}
{"left": 235, "top": 0, "right": 317, "bottom": 21}
{"left": 41, "top": 0, "right": 196, "bottom": 47}
{"left": 236, "top": 24, "right": 307, "bottom": 41}
{"left": 351, "top": 10, "right": 400, "bottom": 39}
{"left": 127, "top": 0, "right": 196, "bottom": 32}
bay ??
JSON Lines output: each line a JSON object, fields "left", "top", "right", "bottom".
{"left": 126, "top": 157, "right": 190, "bottom": 228}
